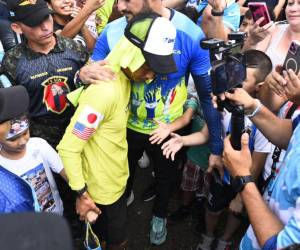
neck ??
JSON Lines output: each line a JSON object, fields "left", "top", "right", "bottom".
{"left": 0, "top": 147, "right": 26, "bottom": 160}
{"left": 152, "top": 4, "right": 171, "bottom": 19}
{"left": 53, "top": 14, "right": 71, "bottom": 26}
{"left": 288, "top": 25, "right": 300, "bottom": 40}
{"left": 27, "top": 35, "right": 56, "bottom": 54}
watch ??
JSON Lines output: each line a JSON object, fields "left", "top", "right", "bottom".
{"left": 231, "top": 175, "right": 253, "bottom": 193}
{"left": 211, "top": 9, "right": 224, "bottom": 16}
{"left": 76, "top": 184, "right": 87, "bottom": 197}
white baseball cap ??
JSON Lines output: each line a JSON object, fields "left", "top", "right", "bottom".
{"left": 124, "top": 12, "right": 177, "bottom": 75}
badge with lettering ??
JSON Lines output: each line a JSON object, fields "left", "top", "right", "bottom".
{"left": 42, "top": 76, "right": 70, "bottom": 114}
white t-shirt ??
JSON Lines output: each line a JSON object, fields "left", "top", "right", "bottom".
{"left": 0, "top": 138, "right": 64, "bottom": 215}
{"left": 222, "top": 110, "right": 271, "bottom": 153}
{"left": 263, "top": 102, "right": 300, "bottom": 180}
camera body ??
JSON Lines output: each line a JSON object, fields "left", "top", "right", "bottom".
{"left": 201, "top": 32, "right": 247, "bottom": 96}
{"left": 201, "top": 32, "right": 247, "bottom": 151}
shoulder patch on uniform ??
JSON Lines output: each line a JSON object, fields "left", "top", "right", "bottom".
{"left": 72, "top": 106, "right": 104, "bottom": 140}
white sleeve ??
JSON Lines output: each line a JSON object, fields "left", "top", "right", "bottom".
{"left": 254, "top": 129, "right": 272, "bottom": 153}
{"left": 34, "top": 138, "right": 64, "bottom": 174}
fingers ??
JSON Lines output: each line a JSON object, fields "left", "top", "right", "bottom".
{"left": 223, "top": 135, "right": 233, "bottom": 155}
{"left": 266, "top": 70, "right": 286, "bottom": 96}
{"left": 171, "top": 151, "right": 176, "bottom": 161}
{"left": 218, "top": 167, "right": 224, "bottom": 180}
{"left": 149, "top": 134, "right": 161, "bottom": 144}
{"left": 240, "top": 133, "right": 249, "bottom": 152}
{"left": 206, "top": 165, "right": 213, "bottom": 173}
{"left": 286, "top": 69, "right": 299, "bottom": 88}
{"left": 86, "top": 210, "right": 99, "bottom": 224}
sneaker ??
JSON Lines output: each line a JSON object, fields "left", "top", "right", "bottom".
{"left": 138, "top": 151, "right": 150, "bottom": 168}
{"left": 196, "top": 234, "right": 214, "bottom": 250}
{"left": 126, "top": 190, "right": 134, "bottom": 207}
{"left": 150, "top": 216, "right": 167, "bottom": 245}
{"left": 141, "top": 184, "right": 156, "bottom": 202}
{"left": 168, "top": 206, "right": 191, "bottom": 223}
{"left": 215, "top": 239, "right": 232, "bottom": 250}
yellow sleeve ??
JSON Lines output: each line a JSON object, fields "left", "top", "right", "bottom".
{"left": 57, "top": 84, "right": 115, "bottom": 191}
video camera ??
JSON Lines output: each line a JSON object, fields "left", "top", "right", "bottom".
{"left": 201, "top": 32, "right": 247, "bottom": 150}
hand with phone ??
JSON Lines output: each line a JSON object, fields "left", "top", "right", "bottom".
{"left": 282, "top": 69, "right": 300, "bottom": 105}
{"left": 265, "top": 66, "right": 287, "bottom": 98}
{"left": 248, "top": 2, "right": 271, "bottom": 27}
{"left": 245, "top": 16, "right": 274, "bottom": 48}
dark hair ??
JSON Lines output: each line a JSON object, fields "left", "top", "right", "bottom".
{"left": 244, "top": 9, "right": 252, "bottom": 20}
{"left": 281, "top": 244, "right": 300, "bottom": 250}
{"left": 244, "top": 49, "right": 272, "bottom": 84}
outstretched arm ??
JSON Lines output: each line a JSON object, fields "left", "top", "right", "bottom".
{"left": 223, "top": 133, "right": 283, "bottom": 248}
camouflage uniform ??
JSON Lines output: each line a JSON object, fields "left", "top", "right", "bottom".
{"left": 1, "top": 35, "right": 89, "bottom": 148}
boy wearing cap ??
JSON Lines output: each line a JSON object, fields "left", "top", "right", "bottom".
{"left": 0, "top": 86, "right": 29, "bottom": 141}
{"left": 0, "top": 114, "right": 67, "bottom": 214}
{"left": 57, "top": 13, "right": 176, "bottom": 250}
{"left": 2, "top": 0, "right": 89, "bottom": 149}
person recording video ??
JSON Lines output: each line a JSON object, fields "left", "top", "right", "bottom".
{"left": 196, "top": 48, "right": 273, "bottom": 250}
{"left": 220, "top": 65, "right": 300, "bottom": 249}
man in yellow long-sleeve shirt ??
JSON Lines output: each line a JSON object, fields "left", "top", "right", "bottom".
{"left": 57, "top": 13, "right": 176, "bottom": 250}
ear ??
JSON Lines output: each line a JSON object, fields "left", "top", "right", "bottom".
{"left": 10, "top": 23, "right": 23, "bottom": 35}
{"left": 255, "top": 82, "right": 264, "bottom": 93}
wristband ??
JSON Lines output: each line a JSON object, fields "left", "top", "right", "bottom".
{"left": 211, "top": 9, "right": 224, "bottom": 16}
{"left": 74, "top": 70, "right": 85, "bottom": 89}
{"left": 247, "top": 99, "right": 262, "bottom": 118}
{"left": 76, "top": 184, "right": 87, "bottom": 198}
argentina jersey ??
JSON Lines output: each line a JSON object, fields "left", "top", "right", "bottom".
{"left": 240, "top": 122, "right": 300, "bottom": 250}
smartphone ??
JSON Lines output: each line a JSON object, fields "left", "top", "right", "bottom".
{"left": 248, "top": 2, "right": 271, "bottom": 27}
{"left": 211, "top": 56, "right": 246, "bottom": 95}
{"left": 283, "top": 40, "right": 300, "bottom": 75}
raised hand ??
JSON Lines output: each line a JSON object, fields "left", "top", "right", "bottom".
{"left": 161, "top": 133, "right": 184, "bottom": 161}
{"left": 149, "top": 119, "right": 172, "bottom": 145}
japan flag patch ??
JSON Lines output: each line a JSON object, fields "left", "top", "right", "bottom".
{"left": 72, "top": 106, "right": 103, "bottom": 140}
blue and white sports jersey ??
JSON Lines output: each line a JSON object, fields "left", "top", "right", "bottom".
{"left": 240, "top": 122, "right": 300, "bottom": 250}
{"left": 92, "top": 9, "right": 223, "bottom": 154}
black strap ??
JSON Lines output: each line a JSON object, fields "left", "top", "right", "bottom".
{"left": 262, "top": 103, "right": 299, "bottom": 193}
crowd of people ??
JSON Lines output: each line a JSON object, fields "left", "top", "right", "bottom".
{"left": 0, "top": 0, "right": 300, "bottom": 249}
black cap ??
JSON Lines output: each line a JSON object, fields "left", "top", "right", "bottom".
{"left": 0, "top": 86, "right": 29, "bottom": 123}
{"left": 9, "top": 0, "right": 53, "bottom": 27}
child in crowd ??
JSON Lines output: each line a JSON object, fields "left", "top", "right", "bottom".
{"left": 0, "top": 114, "right": 67, "bottom": 214}
{"left": 46, "top": 0, "right": 104, "bottom": 50}
{"left": 160, "top": 83, "right": 210, "bottom": 223}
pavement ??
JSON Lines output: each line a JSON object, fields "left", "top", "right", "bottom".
{"left": 74, "top": 164, "right": 247, "bottom": 250}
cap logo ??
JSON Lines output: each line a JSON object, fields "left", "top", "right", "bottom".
{"left": 164, "top": 38, "right": 175, "bottom": 44}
